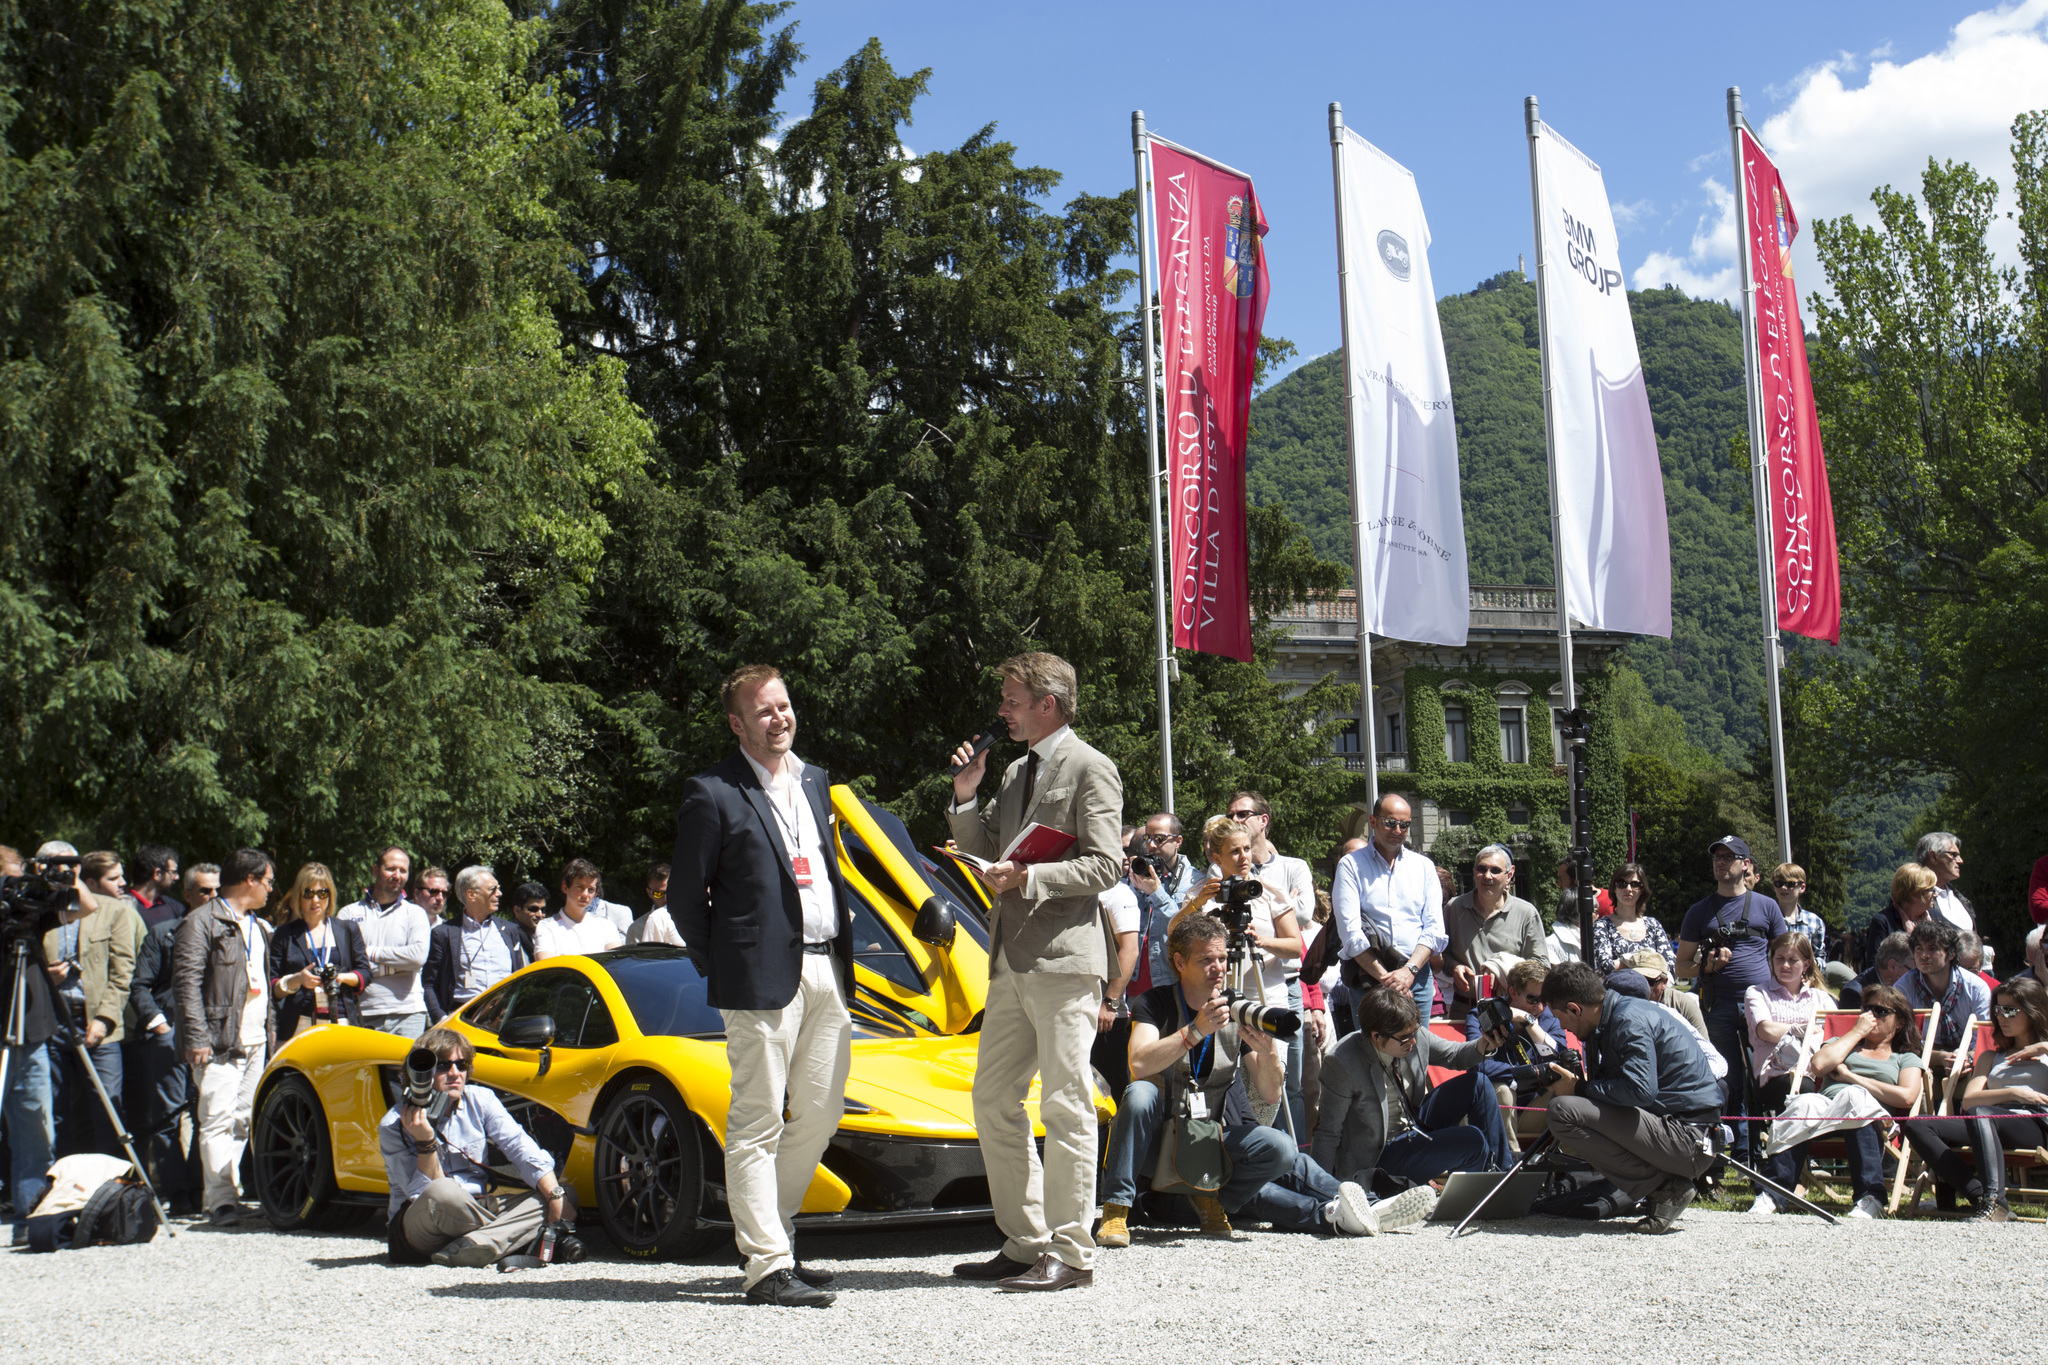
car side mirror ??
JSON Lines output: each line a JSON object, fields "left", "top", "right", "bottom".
{"left": 912, "top": 895, "right": 956, "bottom": 948}
{"left": 499, "top": 1015, "right": 557, "bottom": 1077}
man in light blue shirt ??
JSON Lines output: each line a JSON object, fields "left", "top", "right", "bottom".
{"left": 379, "top": 1026, "right": 577, "bottom": 1266}
{"left": 1897, "top": 918, "right": 1992, "bottom": 1069}
{"left": 1331, "top": 793, "right": 1445, "bottom": 1020}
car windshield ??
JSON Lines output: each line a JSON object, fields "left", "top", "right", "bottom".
{"left": 594, "top": 947, "right": 727, "bottom": 1038}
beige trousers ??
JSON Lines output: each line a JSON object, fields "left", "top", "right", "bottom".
{"left": 196, "top": 1043, "right": 266, "bottom": 1212}
{"left": 403, "top": 1176, "right": 579, "bottom": 1258}
{"left": 972, "top": 962, "right": 1101, "bottom": 1271}
{"left": 719, "top": 953, "right": 852, "bottom": 1288}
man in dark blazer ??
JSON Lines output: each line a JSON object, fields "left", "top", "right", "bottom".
{"left": 422, "top": 866, "right": 530, "bottom": 1023}
{"left": 671, "top": 664, "right": 853, "bottom": 1309}
{"left": 947, "top": 652, "right": 1122, "bottom": 1293}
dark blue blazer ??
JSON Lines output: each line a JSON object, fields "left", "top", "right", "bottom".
{"left": 269, "top": 917, "right": 371, "bottom": 1035}
{"left": 422, "top": 917, "right": 531, "bottom": 1023}
{"left": 670, "top": 750, "right": 854, "bottom": 1011}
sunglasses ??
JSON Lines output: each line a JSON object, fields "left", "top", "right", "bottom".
{"left": 1616, "top": 880, "right": 1643, "bottom": 889}
{"left": 1867, "top": 1006, "right": 1899, "bottom": 1020}
{"left": 418, "top": 888, "right": 448, "bottom": 899}
{"left": 1521, "top": 996, "right": 1545, "bottom": 1007}
{"left": 1383, "top": 1030, "right": 1420, "bottom": 1047}
{"left": 1774, "top": 879, "right": 1805, "bottom": 888}
{"left": 1379, "top": 818, "right": 1412, "bottom": 832}
{"left": 432, "top": 1058, "right": 472, "bottom": 1075}
{"left": 1994, "top": 1004, "right": 2023, "bottom": 1020}
{"left": 1144, "top": 833, "right": 1181, "bottom": 845}
{"left": 1226, "top": 809, "right": 1259, "bottom": 821}
{"left": 304, "top": 888, "right": 332, "bottom": 901}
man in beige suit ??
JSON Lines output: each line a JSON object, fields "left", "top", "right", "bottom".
{"left": 948, "top": 652, "right": 1122, "bottom": 1292}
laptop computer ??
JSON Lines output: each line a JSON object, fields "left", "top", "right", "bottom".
{"left": 1427, "top": 1168, "right": 1552, "bottom": 1223}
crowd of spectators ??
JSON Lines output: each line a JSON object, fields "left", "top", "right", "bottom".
{"left": 0, "top": 839, "right": 659, "bottom": 1242}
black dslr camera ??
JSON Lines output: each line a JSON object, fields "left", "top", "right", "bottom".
{"left": 1211, "top": 875, "right": 1262, "bottom": 934}
{"left": 1126, "top": 852, "right": 1163, "bottom": 880}
{"left": 1470, "top": 995, "right": 1515, "bottom": 1039}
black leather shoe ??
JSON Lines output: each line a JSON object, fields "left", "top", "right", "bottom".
{"left": 953, "top": 1251, "right": 1035, "bottom": 1281}
{"left": 745, "top": 1268, "right": 836, "bottom": 1307}
{"left": 737, "top": 1257, "right": 832, "bottom": 1287}
{"left": 996, "top": 1253, "right": 1093, "bottom": 1292}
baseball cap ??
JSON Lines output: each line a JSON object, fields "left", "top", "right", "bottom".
{"left": 1627, "top": 949, "right": 1671, "bottom": 981}
{"left": 1606, "top": 969, "right": 1652, "bottom": 1000}
{"left": 1709, "top": 834, "right": 1751, "bottom": 860}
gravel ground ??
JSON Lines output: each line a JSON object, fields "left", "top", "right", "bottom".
{"left": 5, "top": 1207, "right": 2043, "bottom": 1364}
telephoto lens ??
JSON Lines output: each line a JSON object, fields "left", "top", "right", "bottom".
{"left": 401, "top": 1047, "right": 456, "bottom": 1121}
{"left": 1226, "top": 997, "right": 1301, "bottom": 1040}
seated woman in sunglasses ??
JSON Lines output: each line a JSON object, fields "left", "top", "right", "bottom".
{"left": 1755, "top": 985, "right": 1924, "bottom": 1220}
{"left": 378, "top": 1026, "right": 579, "bottom": 1265}
{"left": 1905, "top": 976, "right": 2048, "bottom": 1223}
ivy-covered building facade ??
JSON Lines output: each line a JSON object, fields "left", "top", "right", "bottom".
{"left": 1270, "top": 586, "right": 1630, "bottom": 915}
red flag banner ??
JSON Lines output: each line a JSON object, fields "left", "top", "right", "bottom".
{"left": 1738, "top": 127, "right": 1841, "bottom": 644}
{"left": 1149, "top": 141, "right": 1267, "bottom": 662}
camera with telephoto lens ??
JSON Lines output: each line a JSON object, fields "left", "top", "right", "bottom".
{"left": 401, "top": 1046, "right": 458, "bottom": 1123}
{"left": 0, "top": 855, "right": 82, "bottom": 937}
{"left": 1226, "top": 994, "right": 1300, "bottom": 1040}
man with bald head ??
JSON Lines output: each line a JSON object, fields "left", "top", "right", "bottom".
{"left": 1331, "top": 793, "right": 1445, "bottom": 1020}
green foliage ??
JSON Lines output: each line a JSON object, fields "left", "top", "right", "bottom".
{"left": 1806, "top": 111, "right": 2048, "bottom": 954}
{"left": 0, "top": 0, "right": 651, "bottom": 884}
{"left": 1608, "top": 660, "right": 1718, "bottom": 773}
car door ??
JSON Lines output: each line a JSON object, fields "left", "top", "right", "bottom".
{"left": 459, "top": 966, "right": 619, "bottom": 1131}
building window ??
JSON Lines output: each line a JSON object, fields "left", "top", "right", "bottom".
{"left": 1383, "top": 710, "right": 1403, "bottom": 757}
{"left": 1551, "top": 707, "right": 1568, "bottom": 765}
{"left": 1443, "top": 705, "right": 1469, "bottom": 763}
{"left": 1446, "top": 809, "right": 1473, "bottom": 827}
{"left": 1507, "top": 805, "right": 1531, "bottom": 826}
{"left": 1500, "top": 707, "right": 1527, "bottom": 763}
{"left": 1330, "top": 719, "right": 1362, "bottom": 755}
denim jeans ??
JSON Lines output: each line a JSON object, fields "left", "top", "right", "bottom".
{"left": 140, "top": 1030, "right": 199, "bottom": 1197}
{"left": 1375, "top": 1067, "right": 1510, "bottom": 1184}
{"left": 1235, "top": 1149, "right": 1345, "bottom": 1231}
{"left": 1702, "top": 993, "right": 1753, "bottom": 1159}
{"left": 1763, "top": 1119, "right": 1885, "bottom": 1208}
{"left": 1282, "top": 980, "right": 1305, "bottom": 1140}
{"left": 4, "top": 1042, "right": 54, "bottom": 1226}
{"left": 1101, "top": 1079, "right": 1295, "bottom": 1213}
{"left": 51, "top": 1036, "right": 124, "bottom": 1158}
{"left": 368, "top": 1012, "right": 428, "bottom": 1040}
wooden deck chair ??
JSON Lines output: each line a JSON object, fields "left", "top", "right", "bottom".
{"left": 1936, "top": 1018, "right": 1997, "bottom": 1115}
{"left": 1885, "top": 1002, "right": 1942, "bottom": 1213}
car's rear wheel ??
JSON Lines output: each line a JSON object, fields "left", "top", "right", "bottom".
{"left": 253, "top": 1072, "right": 340, "bottom": 1230}
{"left": 593, "top": 1076, "right": 717, "bottom": 1258}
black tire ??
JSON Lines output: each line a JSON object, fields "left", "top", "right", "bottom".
{"left": 253, "top": 1072, "right": 340, "bottom": 1231}
{"left": 593, "top": 1076, "right": 717, "bottom": 1259}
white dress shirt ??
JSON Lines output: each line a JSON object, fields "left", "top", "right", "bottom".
{"left": 742, "top": 748, "right": 836, "bottom": 944}
{"left": 1331, "top": 839, "right": 1446, "bottom": 964}
{"left": 453, "top": 915, "right": 515, "bottom": 1005}
{"left": 533, "top": 909, "right": 625, "bottom": 959}
{"left": 1932, "top": 885, "right": 1974, "bottom": 932}
{"left": 630, "top": 907, "right": 687, "bottom": 947}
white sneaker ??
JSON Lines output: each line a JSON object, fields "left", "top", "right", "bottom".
{"left": 1748, "top": 1193, "right": 1776, "bottom": 1218}
{"left": 1847, "top": 1195, "right": 1882, "bottom": 1220}
{"left": 1330, "top": 1181, "right": 1377, "bottom": 1236}
{"left": 1366, "top": 1185, "right": 1438, "bottom": 1234}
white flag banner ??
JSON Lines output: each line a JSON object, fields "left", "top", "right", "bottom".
{"left": 1531, "top": 121, "right": 1672, "bottom": 637}
{"left": 1336, "top": 129, "right": 1469, "bottom": 647}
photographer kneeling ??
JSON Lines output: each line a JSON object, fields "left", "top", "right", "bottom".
{"left": 1542, "top": 961, "right": 1724, "bottom": 1234}
{"left": 379, "top": 1026, "right": 580, "bottom": 1267}
{"left": 1098, "top": 913, "right": 1382, "bottom": 1244}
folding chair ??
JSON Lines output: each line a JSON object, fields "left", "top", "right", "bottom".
{"left": 1885, "top": 1004, "right": 1941, "bottom": 1214}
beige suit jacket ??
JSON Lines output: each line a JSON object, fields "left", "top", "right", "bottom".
{"left": 947, "top": 729, "right": 1123, "bottom": 977}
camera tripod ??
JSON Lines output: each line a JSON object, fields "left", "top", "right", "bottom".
{"left": 2, "top": 933, "right": 176, "bottom": 1237}
{"left": 1220, "top": 918, "right": 1298, "bottom": 1143}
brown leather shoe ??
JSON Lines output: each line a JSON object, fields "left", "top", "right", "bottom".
{"left": 996, "top": 1253, "right": 1093, "bottom": 1292}
{"left": 952, "top": 1251, "right": 1036, "bottom": 1281}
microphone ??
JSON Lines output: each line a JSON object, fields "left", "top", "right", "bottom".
{"left": 947, "top": 722, "right": 1005, "bottom": 776}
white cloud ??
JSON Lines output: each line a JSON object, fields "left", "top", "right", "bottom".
{"left": 1610, "top": 198, "right": 1656, "bottom": 232}
{"left": 1633, "top": 178, "right": 1737, "bottom": 301}
{"left": 1634, "top": 1, "right": 2048, "bottom": 303}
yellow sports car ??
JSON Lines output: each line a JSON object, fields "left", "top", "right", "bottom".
{"left": 249, "top": 788, "right": 1111, "bottom": 1258}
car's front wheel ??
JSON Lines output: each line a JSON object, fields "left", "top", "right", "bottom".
{"left": 593, "top": 1076, "right": 718, "bottom": 1259}
{"left": 252, "top": 1072, "right": 340, "bottom": 1230}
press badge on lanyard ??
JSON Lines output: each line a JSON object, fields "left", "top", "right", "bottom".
{"left": 791, "top": 854, "right": 814, "bottom": 887}
{"left": 771, "top": 781, "right": 813, "bottom": 887}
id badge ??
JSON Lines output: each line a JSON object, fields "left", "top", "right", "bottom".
{"left": 791, "top": 854, "right": 814, "bottom": 887}
{"left": 1187, "top": 1091, "right": 1209, "bottom": 1119}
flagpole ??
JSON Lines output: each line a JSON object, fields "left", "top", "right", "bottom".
{"left": 1728, "top": 87, "right": 1794, "bottom": 866}
{"left": 1524, "top": 98, "right": 1575, "bottom": 712}
{"left": 1133, "top": 110, "right": 1176, "bottom": 813}
{"left": 1328, "top": 103, "right": 1379, "bottom": 809}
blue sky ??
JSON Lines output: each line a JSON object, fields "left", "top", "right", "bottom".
{"left": 776, "top": 1, "right": 2048, "bottom": 379}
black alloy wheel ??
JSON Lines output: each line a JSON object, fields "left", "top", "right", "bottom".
{"left": 593, "top": 1077, "right": 716, "bottom": 1258}
{"left": 252, "top": 1072, "right": 339, "bottom": 1230}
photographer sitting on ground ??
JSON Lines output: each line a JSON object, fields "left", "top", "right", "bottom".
{"left": 1542, "top": 960, "right": 1724, "bottom": 1234}
{"left": 1312, "top": 985, "right": 1512, "bottom": 1215}
{"left": 378, "top": 1025, "right": 579, "bottom": 1266}
{"left": 1465, "top": 958, "right": 1566, "bottom": 1152}
{"left": 1096, "top": 914, "right": 1395, "bottom": 1246}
